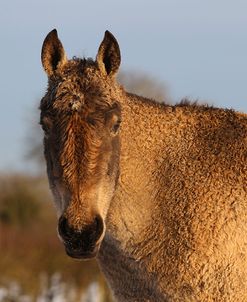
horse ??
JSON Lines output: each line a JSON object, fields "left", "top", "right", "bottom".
{"left": 40, "top": 29, "right": 247, "bottom": 301}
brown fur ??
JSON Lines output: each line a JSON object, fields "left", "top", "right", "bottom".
{"left": 40, "top": 29, "right": 247, "bottom": 301}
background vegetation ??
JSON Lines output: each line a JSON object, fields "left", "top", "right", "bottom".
{"left": 0, "top": 71, "right": 168, "bottom": 302}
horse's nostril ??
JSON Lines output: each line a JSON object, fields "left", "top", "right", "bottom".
{"left": 94, "top": 215, "right": 104, "bottom": 240}
{"left": 58, "top": 215, "right": 73, "bottom": 240}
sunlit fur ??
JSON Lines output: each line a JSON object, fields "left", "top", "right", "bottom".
{"left": 41, "top": 30, "right": 247, "bottom": 301}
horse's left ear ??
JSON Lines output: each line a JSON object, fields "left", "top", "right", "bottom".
{"left": 96, "top": 31, "right": 121, "bottom": 77}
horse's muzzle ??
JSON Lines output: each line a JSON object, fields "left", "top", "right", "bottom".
{"left": 58, "top": 215, "right": 104, "bottom": 259}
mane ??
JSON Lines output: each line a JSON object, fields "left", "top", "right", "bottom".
{"left": 177, "top": 98, "right": 216, "bottom": 110}
{"left": 125, "top": 91, "right": 223, "bottom": 113}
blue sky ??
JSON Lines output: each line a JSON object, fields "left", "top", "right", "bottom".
{"left": 0, "top": 0, "right": 247, "bottom": 172}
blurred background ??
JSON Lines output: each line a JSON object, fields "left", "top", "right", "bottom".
{"left": 0, "top": 0, "right": 246, "bottom": 301}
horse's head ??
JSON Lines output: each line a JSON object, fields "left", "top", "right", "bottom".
{"left": 40, "top": 29, "right": 122, "bottom": 259}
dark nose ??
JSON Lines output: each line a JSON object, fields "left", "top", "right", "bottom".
{"left": 58, "top": 215, "right": 104, "bottom": 259}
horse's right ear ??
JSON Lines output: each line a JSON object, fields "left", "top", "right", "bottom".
{"left": 41, "top": 29, "right": 67, "bottom": 77}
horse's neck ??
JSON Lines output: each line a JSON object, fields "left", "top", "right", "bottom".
{"left": 98, "top": 94, "right": 185, "bottom": 301}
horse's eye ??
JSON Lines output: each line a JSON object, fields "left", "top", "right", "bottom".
{"left": 40, "top": 116, "right": 52, "bottom": 134}
{"left": 111, "top": 119, "right": 121, "bottom": 134}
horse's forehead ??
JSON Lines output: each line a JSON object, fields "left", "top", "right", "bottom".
{"left": 57, "top": 68, "right": 111, "bottom": 97}
{"left": 42, "top": 62, "right": 121, "bottom": 113}
{"left": 48, "top": 78, "right": 111, "bottom": 115}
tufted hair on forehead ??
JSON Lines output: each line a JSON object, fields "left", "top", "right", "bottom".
{"left": 40, "top": 56, "right": 122, "bottom": 116}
